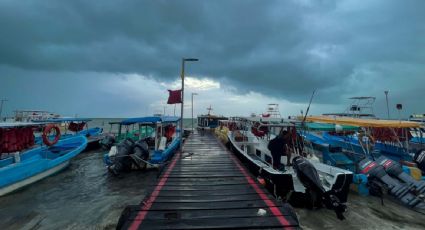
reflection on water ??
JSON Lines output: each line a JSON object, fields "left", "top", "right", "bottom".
{"left": 0, "top": 150, "right": 157, "bottom": 229}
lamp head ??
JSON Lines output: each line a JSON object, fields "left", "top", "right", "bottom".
{"left": 184, "top": 58, "right": 199, "bottom": 62}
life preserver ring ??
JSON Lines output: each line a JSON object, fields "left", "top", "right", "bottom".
{"left": 42, "top": 124, "right": 61, "bottom": 146}
{"left": 358, "top": 133, "right": 375, "bottom": 151}
{"left": 252, "top": 122, "right": 266, "bottom": 138}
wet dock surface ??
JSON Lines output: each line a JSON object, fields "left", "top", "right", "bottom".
{"left": 118, "top": 132, "right": 299, "bottom": 229}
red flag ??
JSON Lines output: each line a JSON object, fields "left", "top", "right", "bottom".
{"left": 167, "top": 89, "right": 182, "bottom": 104}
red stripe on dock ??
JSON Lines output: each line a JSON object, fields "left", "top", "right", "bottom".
{"left": 128, "top": 152, "right": 181, "bottom": 230}
{"left": 229, "top": 153, "right": 294, "bottom": 229}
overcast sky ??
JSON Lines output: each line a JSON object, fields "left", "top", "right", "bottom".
{"left": 1, "top": 0, "right": 424, "bottom": 118}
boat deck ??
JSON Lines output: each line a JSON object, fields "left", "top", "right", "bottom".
{"left": 117, "top": 131, "right": 299, "bottom": 229}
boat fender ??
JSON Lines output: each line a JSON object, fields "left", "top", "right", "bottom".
{"left": 42, "top": 124, "right": 61, "bottom": 146}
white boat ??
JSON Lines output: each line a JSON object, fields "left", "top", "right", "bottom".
{"left": 225, "top": 116, "right": 353, "bottom": 220}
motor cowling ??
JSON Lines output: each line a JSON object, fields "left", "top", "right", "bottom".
{"left": 108, "top": 138, "right": 135, "bottom": 175}
{"left": 377, "top": 156, "right": 425, "bottom": 194}
{"left": 100, "top": 135, "right": 116, "bottom": 150}
{"left": 131, "top": 139, "right": 150, "bottom": 170}
{"left": 292, "top": 156, "right": 346, "bottom": 220}
{"left": 293, "top": 156, "right": 325, "bottom": 194}
{"left": 358, "top": 158, "right": 424, "bottom": 209}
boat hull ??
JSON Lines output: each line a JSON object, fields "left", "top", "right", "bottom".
{"left": 0, "top": 136, "right": 87, "bottom": 196}
{"left": 227, "top": 132, "right": 352, "bottom": 205}
{"left": 0, "top": 161, "right": 69, "bottom": 196}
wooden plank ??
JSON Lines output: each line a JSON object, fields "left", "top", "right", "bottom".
{"left": 124, "top": 216, "right": 298, "bottom": 229}
{"left": 117, "top": 132, "right": 299, "bottom": 230}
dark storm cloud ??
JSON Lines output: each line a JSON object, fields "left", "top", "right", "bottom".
{"left": 1, "top": 0, "right": 425, "bottom": 115}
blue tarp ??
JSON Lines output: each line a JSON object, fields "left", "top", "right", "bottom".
{"left": 36, "top": 118, "right": 92, "bottom": 123}
{"left": 121, "top": 116, "right": 180, "bottom": 125}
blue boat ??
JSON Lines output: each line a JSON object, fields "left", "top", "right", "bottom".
{"left": 35, "top": 118, "right": 103, "bottom": 149}
{"left": 103, "top": 116, "right": 181, "bottom": 175}
{"left": 301, "top": 118, "right": 425, "bottom": 213}
{"left": 0, "top": 122, "right": 87, "bottom": 196}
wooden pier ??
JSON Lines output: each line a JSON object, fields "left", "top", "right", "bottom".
{"left": 117, "top": 131, "right": 299, "bottom": 229}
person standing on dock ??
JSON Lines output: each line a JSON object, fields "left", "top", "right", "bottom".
{"left": 268, "top": 130, "right": 290, "bottom": 171}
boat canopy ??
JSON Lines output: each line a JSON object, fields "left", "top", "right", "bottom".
{"left": 37, "top": 118, "right": 92, "bottom": 123}
{"left": 303, "top": 116, "right": 421, "bottom": 128}
{"left": 121, "top": 116, "right": 180, "bottom": 125}
{"left": 0, "top": 122, "right": 44, "bottom": 128}
{"left": 303, "top": 122, "right": 359, "bottom": 131}
{"left": 245, "top": 116, "right": 289, "bottom": 124}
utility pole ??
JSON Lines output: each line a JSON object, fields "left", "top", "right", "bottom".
{"left": 0, "top": 99, "right": 8, "bottom": 121}
{"left": 384, "top": 91, "right": 390, "bottom": 119}
{"left": 179, "top": 58, "right": 199, "bottom": 152}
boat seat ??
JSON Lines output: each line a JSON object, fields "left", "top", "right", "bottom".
{"left": 158, "top": 137, "right": 167, "bottom": 151}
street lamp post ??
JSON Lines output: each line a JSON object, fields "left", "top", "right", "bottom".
{"left": 0, "top": 99, "right": 8, "bottom": 121}
{"left": 191, "top": 93, "right": 198, "bottom": 132}
{"left": 180, "top": 58, "right": 199, "bottom": 152}
{"left": 384, "top": 91, "right": 390, "bottom": 119}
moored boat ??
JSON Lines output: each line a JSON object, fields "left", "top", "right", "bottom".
{"left": 197, "top": 105, "right": 228, "bottom": 130}
{"left": 0, "top": 122, "right": 87, "bottom": 196}
{"left": 225, "top": 116, "right": 352, "bottom": 220}
{"left": 35, "top": 118, "right": 103, "bottom": 150}
{"left": 103, "top": 116, "right": 181, "bottom": 175}
{"left": 302, "top": 116, "right": 425, "bottom": 214}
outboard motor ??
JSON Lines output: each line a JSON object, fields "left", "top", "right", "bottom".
{"left": 130, "top": 139, "right": 150, "bottom": 170}
{"left": 100, "top": 135, "right": 116, "bottom": 150}
{"left": 358, "top": 158, "right": 425, "bottom": 209}
{"left": 108, "top": 138, "right": 135, "bottom": 175}
{"left": 414, "top": 149, "right": 425, "bottom": 174}
{"left": 377, "top": 156, "right": 425, "bottom": 194}
{"left": 292, "top": 156, "right": 347, "bottom": 220}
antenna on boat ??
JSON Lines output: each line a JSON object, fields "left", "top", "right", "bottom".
{"left": 302, "top": 90, "right": 316, "bottom": 125}
{"left": 207, "top": 105, "right": 213, "bottom": 116}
